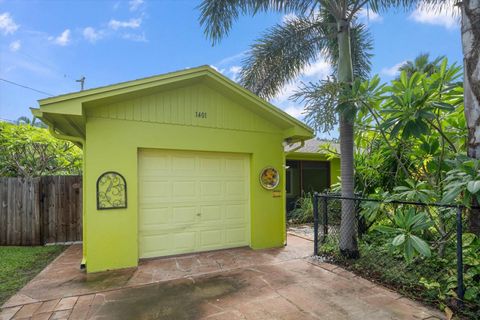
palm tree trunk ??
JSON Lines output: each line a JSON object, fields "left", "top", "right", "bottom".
{"left": 461, "top": 0, "right": 480, "bottom": 236}
{"left": 337, "top": 19, "right": 359, "bottom": 258}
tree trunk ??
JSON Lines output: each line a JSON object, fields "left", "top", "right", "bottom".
{"left": 461, "top": 0, "right": 480, "bottom": 235}
{"left": 337, "top": 20, "right": 359, "bottom": 258}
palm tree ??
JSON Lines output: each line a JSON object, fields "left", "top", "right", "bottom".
{"left": 16, "top": 116, "right": 47, "bottom": 128}
{"left": 198, "top": 0, "right": 405, "bottom": 257}
{"left": 398, "top": 53, "right": 445, "bottom": 77}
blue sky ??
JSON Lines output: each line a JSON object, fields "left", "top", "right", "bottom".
{"left": 0, "top": 0, "right": 462, "bottom": 137}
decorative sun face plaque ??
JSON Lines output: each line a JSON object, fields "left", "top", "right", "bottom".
{"left": 259, "top": 166, "right": 280, "bottom": 190}
{"left": 96, "top": 171, "right": 127, "bottom": 210}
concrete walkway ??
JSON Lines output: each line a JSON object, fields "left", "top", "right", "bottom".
{"left": 1, "top": 235, "right": 443, "bottom": 320}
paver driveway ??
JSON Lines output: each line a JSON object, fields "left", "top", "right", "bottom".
{"left": 1, "top": 235, "right": 443, "bottom": 320}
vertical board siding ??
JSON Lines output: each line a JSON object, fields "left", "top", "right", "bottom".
{"left": 86, "top": 83, "right": 282, "bottom": 134}
{"left": 0, "top": 176, "right": 82, "bottom": 245}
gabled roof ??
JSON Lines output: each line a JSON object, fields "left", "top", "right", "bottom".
{"left": 32, "top": 65, "right": 313, "bottom": 142}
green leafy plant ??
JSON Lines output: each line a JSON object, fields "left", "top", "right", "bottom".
{"left": 443, "top": 156, "right": 480, "bottom": 206}
{"left": 0, "top": 122, "right": 82, "bottom": 177}
{"left": 288, "top": 193, "right": 314, "bottom": 224}
{"left": 375, "top": 208, "right": 432, "bottom": 262}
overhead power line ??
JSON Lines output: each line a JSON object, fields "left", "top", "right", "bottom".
{"left": 0, "top": 78, "right": 54, "bottom": 96}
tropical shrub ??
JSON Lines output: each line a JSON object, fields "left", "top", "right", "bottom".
{"left": 320, "top": 57, "right": 480, "bottom": 317}
{"left": 0, "top": 122, "right": 82, "bottom": 177}
{"left": 288, "top": 193, "right": 314, "bottom": 224}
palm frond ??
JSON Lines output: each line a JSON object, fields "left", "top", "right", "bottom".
{"left": 368, "top": 0, "right": 419, "bottom": 13}
{"left": 199, "top": 0, "right": 315, "bottom": 44}
{"left": 239, "top": 12, "right": 334, "bottom": 99}
{"left": 293, "top": 77, "right": 343, "bottom": 132}
{"left": 350, "top": 23, "right": 374, "bottom": 80}
{"left": 16, "top": 116, "right": 32, "bottom": 125}
{"left": 398, "top": 52, "right": 446, "bottom": 77}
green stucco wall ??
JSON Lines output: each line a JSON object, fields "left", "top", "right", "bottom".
{"left": 83, "top": 83, "right": 288, "bottom": 272}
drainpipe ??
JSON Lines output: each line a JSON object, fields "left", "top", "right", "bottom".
{"left": 48, "top": 126, "right": 85, "bottom": 147}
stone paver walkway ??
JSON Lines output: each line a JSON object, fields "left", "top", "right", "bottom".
{"left": 1, "top": 235, "right": 444, "bottom": 320}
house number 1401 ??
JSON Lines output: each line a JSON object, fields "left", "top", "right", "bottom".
{"left": 195, "top": 112, "right": 207, "bottom": 118}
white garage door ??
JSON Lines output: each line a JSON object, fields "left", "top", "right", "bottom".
{"left": 138, "top": 149, "right": 250, "bottom": 259}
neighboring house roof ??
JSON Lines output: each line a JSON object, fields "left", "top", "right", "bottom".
{"left": 285, "top": 138, "right": 340, "bottom": 153}
{"left": 31, "top": 65, "right": 313, "bottom": 144}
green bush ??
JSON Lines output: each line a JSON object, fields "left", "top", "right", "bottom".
{"left": 288, "top": 193, "right": 314, "bottom": 224}
{"left": 0, "top": 122, "right": 82, "bottom": 177}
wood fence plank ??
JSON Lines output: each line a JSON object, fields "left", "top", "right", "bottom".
{"left": 0, "top": 179, "right": 7, "bottom": 245}
{"left": 0, "top": 176, "right": 83, "bottom": 245}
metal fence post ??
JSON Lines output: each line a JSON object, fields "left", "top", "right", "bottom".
{"left": 456, "top": 206, "right": 464, "bottom": 307}
{"left": 313, "top": 192, "right": 319, "bottom": 256}
{"left": 322, "top": 195, "right": 328, "bottom": 241}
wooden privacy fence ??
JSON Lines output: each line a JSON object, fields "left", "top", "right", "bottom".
{"left": 0, "top": 176, "right": 82, "bottom": 245}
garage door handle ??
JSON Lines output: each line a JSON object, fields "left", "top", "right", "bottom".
{"left": 197, "top": 213, "right": 201, "bottom": 216}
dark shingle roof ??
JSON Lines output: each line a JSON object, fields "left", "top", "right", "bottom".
{"left": 285, "top": 138, "right": 340, "bottom": 154}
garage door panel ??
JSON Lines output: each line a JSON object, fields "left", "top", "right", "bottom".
{"left": 199, "top": 230, "right": 224, "bottom": 248}
{"left": 172, "top": 156, "right": 196, "bottom": 171}
{"left": 199, "top": 205, "right": 222, "bottom": 222}
{"left": 141, "top": 181, "right": 171, "bottom": 198}
{"left": 140, "top": 207, "right": 171, "bottom": 226}
{"left": 199, "top": 181, "right": 223, "bottom": 198}
{"left": 174, "top": 232, "right": 196, "bottom": 250}
{"left": 225, "top": 181, "right": 248, "bottom": 199}
{"left": 225, "top": 227, "right": 248, "bottom": 244}
{"left": 198, "top": 157, "right": 222, "bottom": 175}
{"left": 172, "top": 206, "right": 197, "bottom": 224}
{"left": 140, "top": 153, "right": 171, "bottom": 176}
{"left": 173, "top": 181, "right": 196, "bottom": 198}
{"left": 225, "top": 204, "right": 247, "bottom": 221}
{"left": 139, "top": 149, "right": 250, "bottom": 259}
{"left": 140, "top": 234, "right": 171, "bottom": 258}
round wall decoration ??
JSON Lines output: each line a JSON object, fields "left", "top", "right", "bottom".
{"left": 259, "top": 166, "right": 280, "bottom": 190}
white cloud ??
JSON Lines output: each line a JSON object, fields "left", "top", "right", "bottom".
{"left": 83, "top": 27, "right": 103, "bottom": 43}
{"left": 302, "top": 60, "right": 331, "bottom": 78}
{"left": 210, "top": 65, "right": 225, "bottom": 74}
{"left": 122, "top": 32, "right": 147, "bottom": 42}
{"left": 129, "top": 0, "right": 144, "bottom": 11}
{"left": 49, "top": 29, "right": 71, "bottom": 46}
{"left": 283, "top": 105, "right": 305, "bottom": 119}
{"left": 357, "top": 8, "right": 383, "bottom": 23}
{"left": 217, "top": 51, "right": 246, "bottom": 66}
{"left": 108, "top": 18, "right": 142, "bottom": 30}
{"left": 228, "top": 65, "right": 241, "bottom": 81}
{"left": 273, "top": 58, "right": 332, "bottom": 105}
{"left": 229, "top": 65, "right": 241, "bottom": 74}
{"left": 410, "top": 2, "right": 460, "bottom": 29}
{"left": 381, "top": 61, "right": 407, "bottom": 77}
{"left": 9, "top": 40, "right": 20, "bottom": 52}
{"left": 0, "top": 12, "right": 19, "bottom": 35}
{"left": 273, "top": 82, "right": 299, "bottom": 104}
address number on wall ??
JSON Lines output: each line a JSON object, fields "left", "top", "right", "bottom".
{"left": 195, "top": 111, "right": 207, "bottom": 118}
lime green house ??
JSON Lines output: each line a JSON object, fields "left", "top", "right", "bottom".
{"left": 32, "top": 66, "right": 317, "bottom": 273}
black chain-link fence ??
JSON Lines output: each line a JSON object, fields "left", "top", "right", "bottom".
{"left": 312, "top": 193, "right": 479, "bottom": 319}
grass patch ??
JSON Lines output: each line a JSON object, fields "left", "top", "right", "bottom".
{"left": 0, "top": 245, "right": 65, "bottom": 305}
